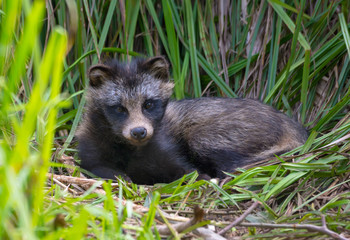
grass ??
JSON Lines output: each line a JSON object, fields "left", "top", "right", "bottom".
{"left": 0, "top": 0, "right": 349, "bottom": 239}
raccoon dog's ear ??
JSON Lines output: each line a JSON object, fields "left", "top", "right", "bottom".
{"left": 141, "top": 56, "right": 170, "bottom": 81}
{"left": 88, "top": 64, "right": 113, "bottom": 88}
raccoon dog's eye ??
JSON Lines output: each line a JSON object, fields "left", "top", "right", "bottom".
{"left": 143, "top": 101, "right": 154, "bottom": 110}
{"left": 116, "top": 105, "right": 126, "bottom": 113}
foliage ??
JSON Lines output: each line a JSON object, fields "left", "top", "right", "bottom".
{"left": 0, "top": 0, "right": 349, "bottom": 239}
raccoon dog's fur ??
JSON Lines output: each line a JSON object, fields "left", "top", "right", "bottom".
{"left": 77, "top": 56, "right": 308, "bottom": 184}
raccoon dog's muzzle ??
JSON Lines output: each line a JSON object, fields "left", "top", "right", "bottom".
{"left": 122, "top": 110, "right": 154, "bottom": 146}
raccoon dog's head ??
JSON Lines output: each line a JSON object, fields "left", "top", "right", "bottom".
{"left": 87, "top": 56, "right": 174, "bottom": 146}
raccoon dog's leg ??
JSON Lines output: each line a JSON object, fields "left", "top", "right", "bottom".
{"left": 78, "top": 133, "right": 131, "bottom": 180}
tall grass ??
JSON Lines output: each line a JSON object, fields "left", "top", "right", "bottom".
{"left": 0, "top": 0, "right": 349, "bottom": 239}
{"left": 0, "top": 0, "right": 68, "bottom": 238}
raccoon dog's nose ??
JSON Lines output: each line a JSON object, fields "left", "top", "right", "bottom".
{"left": 130, "top": 127, "right": 147, "bottom": 140}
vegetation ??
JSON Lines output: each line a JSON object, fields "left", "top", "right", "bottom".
{"left": 0, "top": 0, "right": 349, "bottom": 239}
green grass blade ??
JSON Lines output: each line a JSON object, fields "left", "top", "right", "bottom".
{"left": 264, "top": 58, "right": 304, "bottom": 102}
{"left": 32, "top": 27, "right": 68, "bottom": 227}
{"left": 278, "top": 0, "right": 307, "bottom": 107}
{"left": 339, "top": 13, "right": 350, "bottom": 56}
{"left": 0, "top": 0, "right": 21, "bottom": 69}
{"left": 139, "top": 5, "right": 154, "bottom": 56}
{"left": 242, "top": 1, "right": 267, "bottom": 92}
{"left": 5, "top": 1, "right": 44, "bottom": 111}
{"left": 313, "top": 88, "right": 350, "bottom": 132}
{"left": 267, "top": 12, "right": 282, "bottom": 100}
{"left": 277, "top": 172, "right": 313, "bottom": 214}
{"left": 301, "top": 49, "right": 311, "bottom": 124}
{"left": 268, "top": 0, "right": 311, "bottom": 19}
{"left": 63, "top": 47, "right": 141, "bottom": 78}
{"left": 197, "top": 2, "right": 214, "bottom": 67}
{"left": 184, "top": 0, "right": 201, "bottom": 97}
{"left": 162, "top": 0, "right": 182, "bottom": 99}
{"left": 292, "top": 179, "right": 350, "bottom": 213}
{"left": 268, "top": 0, "right": 310, "bottom": 50}
{"left": 82, "top": 0, "right": 100, "bottom": 59}
{"left": 144, "top": 0, "right": 170, "bottom": 57}
{"left": 179, "top": 52, "right": 189, "bottom": 97}
{"left": 98, "top": 0, "right": 117, "bottom": 50}
{"left": 56, "top": 109, "right": 78, "bottom": 129}
{"left": 197, "top": 53, "right": 236, "bottom": 97}
{"left": 125, "top": 0, "right": 141, "bottom": 52}
{"left": 264, "top": 172, "right": 308, "bottom": 200}
{"left": 58, "top": 91, "right": 87, "bottom": 158}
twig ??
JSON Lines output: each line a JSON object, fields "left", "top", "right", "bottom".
{"left": 164, "top": 209, "right": 241, "bottom": 216}
{"left": 156, "top": 205, "right": 204, "bottom": 235}
{"left": 194, "top": 227, "right": 227, "bottom": 240}
{"left": 175, "top": 190, "right": 192, "bottom": 216}
{"left": 218, "top": 201, "right": 260, "bottom": 235}
{"left": 47, "top": 173, "right": 104, "bottom": 187}
{"left": 320, "top": 133, "right": 350, "bottom": 150}
{"left": 52, "top": 177, "right": 79, "bottom": 195}
{"left": 238, "top": 222, "right": 347, "bottom": 240}
{"left": 156, "top": 206, "right": 226, "bottom": 240}
{"left": 217, "top": 201, "right": 345, "bottom": 239}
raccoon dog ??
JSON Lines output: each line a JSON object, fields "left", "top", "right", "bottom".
{"left": 77, "top": 56, "right": 308, "bottom": 184}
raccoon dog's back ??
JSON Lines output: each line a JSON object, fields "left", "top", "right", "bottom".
{"left": 164, "top": 98, "right": 308, "bottom": 177}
